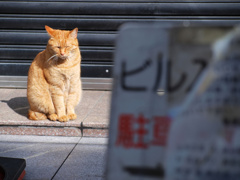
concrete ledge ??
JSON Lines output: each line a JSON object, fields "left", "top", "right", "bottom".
{"left": 0, "top": 89, "right": 111, "bottom": 137}
{"left": 0, "top": 126, "right": 108, "bottom": 137}
{"left": 0, "top": 76, "right": 112, "bottom": 90}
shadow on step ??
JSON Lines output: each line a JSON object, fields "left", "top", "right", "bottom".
{"left": 2, "top": 97, "right": 29, "bottom": 118}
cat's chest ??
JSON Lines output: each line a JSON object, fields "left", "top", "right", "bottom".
{"left": 62, "top": 73, "right": 71, "bottom": 92}
{"left": 44, "top": 67, "right": 73, "bottom": 88}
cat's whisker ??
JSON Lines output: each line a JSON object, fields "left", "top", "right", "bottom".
{"left": 47, "top": 54, "right": 57, "bottom": 62}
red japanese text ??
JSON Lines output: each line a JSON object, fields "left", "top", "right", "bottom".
{"left": 116, "top": 114, "right": 171, "bottom": 149}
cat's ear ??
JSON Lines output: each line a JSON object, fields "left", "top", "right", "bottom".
{"left": 45, "top": 25, "right": 55, "bottom": 37}
{"left": 69, "top": 28, "right": 78, "bottom": 39}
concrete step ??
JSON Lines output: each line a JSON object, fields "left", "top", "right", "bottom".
{"left": 0, "top": 89, "right": 111, "bottom": 137}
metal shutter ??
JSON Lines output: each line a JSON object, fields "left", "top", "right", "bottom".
{"left": 0, "top": 1, "right": 240, "bottom": 89}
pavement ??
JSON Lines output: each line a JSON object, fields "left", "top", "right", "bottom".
{"left": 0, "top": 88, "right": 111, "bottom": 179}
{"left": 0, "top": 135, "right": 108, "bottom": 180}
{"left": 0, "top": 88, "right": 111, "bottom": 137}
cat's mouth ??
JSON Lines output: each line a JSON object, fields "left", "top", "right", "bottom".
{"left": 58, "top": 55, "right": 68, "bottom": 60}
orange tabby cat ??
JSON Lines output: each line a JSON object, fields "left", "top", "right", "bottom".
{"left": 27, "top": 25, "right": 82, "bottom": 122}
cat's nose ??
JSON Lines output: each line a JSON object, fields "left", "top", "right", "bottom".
{"left": 60, "top": 49, "right": 65, "bottom": 56}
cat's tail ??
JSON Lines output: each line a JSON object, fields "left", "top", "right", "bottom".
{"left": 28, "top": 110, "right": 47, "bottom": 120}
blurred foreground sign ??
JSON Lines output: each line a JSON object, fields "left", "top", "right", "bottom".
{"left": 166, "top": 27, "right": 240, "bottom": 180}
{"left": 106, "top": 24, "right": 169, "bottom": 180}
{"left": 107, "top": 23, "right": 240, "bottom": 180}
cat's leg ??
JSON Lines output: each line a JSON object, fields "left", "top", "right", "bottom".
{"left": 50, "top": 85, "right": 69, "bottom": 122}
{"left": 54, "top": 95, "right": 68, "bottom": 122}
{"left": 66, "top": 97, "right": 78, "bottom": 120}
{"left": 52, "top": 96, "right": 68, "bottom": 122}
{"left": 28, "top": 86, "right": 57, "bottom": 121}
{"left": 66, "top": 79, "right": 82, "bottom": 120}
{"left": 28, "top": 92, "right": 50, "bottom": 120}
{"left": 28, "top": 93, "right": 56, "bottom": 121}
{"left": 48, "top": 114, "right": 58, "bottom": 121}
{"left": 46, "top": 95, "right": 58, "bottom": 121}
{"left": 28, "top": 110, "right": 47, "bottom": 120}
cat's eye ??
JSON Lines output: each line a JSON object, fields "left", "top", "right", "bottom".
{"left": 54, "top": 46, "right": 69, "bottom": 49}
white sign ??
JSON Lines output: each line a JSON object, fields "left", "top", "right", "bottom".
{"left": 107, "top": 24, "right": 169, "bottom": 180}
{"left": 168, "top": 27, "right": 232, "bottom": 107}
{"left": 166, "top": 26, "right": 240, "bottom": 180}
{"left": 107, "top": 24, "right": 240, "bottom": 180}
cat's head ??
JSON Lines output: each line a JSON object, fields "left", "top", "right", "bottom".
{"left": 45, "top": 25, "right": 79, "bottom": 61}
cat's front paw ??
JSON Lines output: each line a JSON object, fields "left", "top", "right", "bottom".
{"left": 48, "top": 114, "right": 58, "bottom": 121}
{"left": 58, "top": 115, "right": 69, "bottom": 122}
{"left": 68, "top": 113, "right": 77, "bottom": 120}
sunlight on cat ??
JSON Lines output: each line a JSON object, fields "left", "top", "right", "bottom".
{"left": 27, "top": 25, "right": 82, "bottom": 122}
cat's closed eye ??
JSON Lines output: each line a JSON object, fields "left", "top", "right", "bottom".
{"left": 55, "top": 46, "right": 70, "bottom": 49}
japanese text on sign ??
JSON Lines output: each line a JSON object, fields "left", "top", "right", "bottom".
{"left": 116, "top": 114, "right": 171, "bottom": 149}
